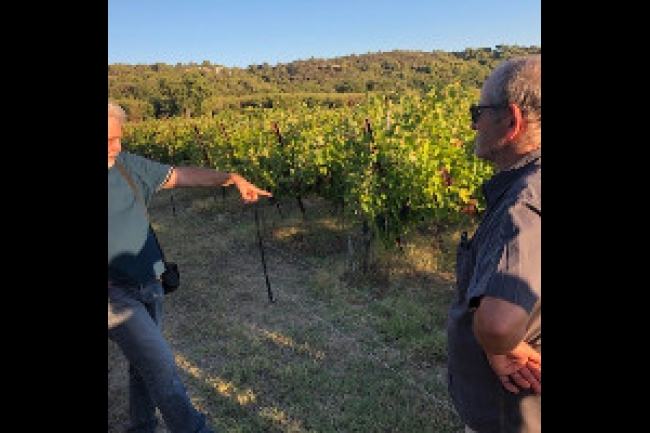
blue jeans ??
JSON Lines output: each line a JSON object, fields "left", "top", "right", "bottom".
{"left": 108, "top": 281, "right": 215, "bottom": 433}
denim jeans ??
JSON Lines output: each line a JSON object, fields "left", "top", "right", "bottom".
{"left": 108, "top": 281, "right": 215, "bottom": 433}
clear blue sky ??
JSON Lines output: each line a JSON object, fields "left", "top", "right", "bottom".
{"left": 108, "top": 0, "right": 541, "bottom": 68}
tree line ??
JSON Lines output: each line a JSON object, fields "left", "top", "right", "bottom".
{"left": 108, "top": 45, "right": 540, "bottom": 121}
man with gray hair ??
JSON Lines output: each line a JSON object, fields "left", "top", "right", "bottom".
{"left": 446, "top": 54, "right": 541, "bottom": 433}
{"left": 108, "top": 100, "right": 272, "bottom": 432}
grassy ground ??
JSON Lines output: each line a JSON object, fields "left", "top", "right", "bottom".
{"left": 108, "top": 187, "right": 470, "bottom": 432}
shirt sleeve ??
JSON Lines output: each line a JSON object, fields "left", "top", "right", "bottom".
{"left": 120, "top": 152, "right": 172, "bottom": 204}
{"left": 482, "top": 200, "right": 541, "bottom": 313}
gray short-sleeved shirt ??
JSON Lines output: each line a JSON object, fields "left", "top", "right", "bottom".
{"left": 108, "top": 152, "right": 172, "bottom": 286}
{"left": 447, "top": 149, "right": 541, "bottom": 432}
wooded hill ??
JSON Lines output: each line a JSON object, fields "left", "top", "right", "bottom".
{"left": 108, "top": 44, "right": 540, "bottom": 121}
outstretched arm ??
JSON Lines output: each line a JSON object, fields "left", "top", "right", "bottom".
{"left": 163, "top": 167, "right": 272, "bottom": 203}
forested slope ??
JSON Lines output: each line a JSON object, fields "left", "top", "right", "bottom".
{"left": 108, "top": 45, "right": 540, "bottom": 120}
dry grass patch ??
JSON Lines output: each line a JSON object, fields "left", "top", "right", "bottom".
{"left": 109, "top": 188, "right": 468, "bottom": 432}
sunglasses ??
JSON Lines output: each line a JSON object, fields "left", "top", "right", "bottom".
{"left": 469, "top": 104, "right": 508, "bottom": 123}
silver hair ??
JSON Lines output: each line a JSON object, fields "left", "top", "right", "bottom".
{"left": 108, "top": 100, "right": 127, "bottom": 123}
{"left": 487, "top": 54, "right": 541, "bottom": 122}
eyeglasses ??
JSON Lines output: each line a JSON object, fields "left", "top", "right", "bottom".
{"left": 469, "top": 104, "right": 508, "bottom": 123}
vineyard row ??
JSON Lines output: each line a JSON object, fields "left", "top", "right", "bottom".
{"left": 123, "top": 84, "right": 492, "bottom": 248}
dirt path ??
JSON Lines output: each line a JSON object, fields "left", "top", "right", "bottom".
{"left": 109, "top": 189, "right": 461, "bottom": 432}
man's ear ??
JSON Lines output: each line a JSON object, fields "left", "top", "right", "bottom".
{"left": 505, "top": 104, "right": 523, "bottom": 140}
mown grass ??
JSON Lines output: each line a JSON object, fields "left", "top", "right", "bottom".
{"left": 108, "top": 187, "right": 474, "bottom": 432}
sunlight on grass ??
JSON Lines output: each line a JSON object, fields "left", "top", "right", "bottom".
{"left": 252, "top": 325, "right": 326, "bottom": 361}
{"left": 175, "top": 353, "right": 309, "bottom": 431}
{"left": 175, "top": 354, "right": 257, "bottom": 406}
{"left": 258, "top": 406, "right": 306, "bottom": 431}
